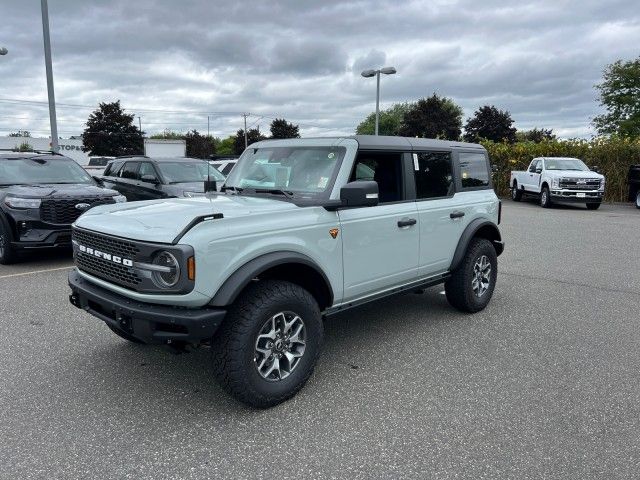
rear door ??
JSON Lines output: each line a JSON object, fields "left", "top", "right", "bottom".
{"left": 412, "top": 150, "right": 465, "bottom": 276}
{"left": 338, "top": 150, "right": 420, "bottom": 302}
{"left": 118, "top": 161, "right": 141, "bottom": 200}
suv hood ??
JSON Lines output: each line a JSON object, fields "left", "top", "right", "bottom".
{"left": 74, "top": 194, "right": 298, "bottom": 243}
{"left": 2, "top": 183, "right": 119, "bottom": 198}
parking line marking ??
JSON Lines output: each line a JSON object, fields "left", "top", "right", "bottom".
{"left": 0, "top": 265, "right": 73, "bottom": 279}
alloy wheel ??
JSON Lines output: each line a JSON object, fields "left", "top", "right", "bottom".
{"left": 254, "top": 311, "right": 306, "bottom": 382}
{"left": 471, "top": 255, "right": 491, "bottom": 298}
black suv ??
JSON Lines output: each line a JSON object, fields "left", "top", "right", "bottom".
{"left": 0, "top": 151, "right": 125, "bottom": 264}
{"left": 99, "top": 156, "right": 226, "bottom": 201}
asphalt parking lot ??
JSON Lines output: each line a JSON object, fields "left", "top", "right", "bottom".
{"left": 1, "top": 200, "right": 639, "bottom": 479}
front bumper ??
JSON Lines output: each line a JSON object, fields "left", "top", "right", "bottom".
{"left": 68, "top": 269, "right": 225, "bottom": 344}
{"left": 550, "top": 190, "right": 603, "bottom": 203}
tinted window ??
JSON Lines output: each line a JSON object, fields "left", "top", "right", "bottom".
{"left": 459, "top": 152, "right": 489, "bottom": 188}
{"left": 139, "top": 162, "right": 159, "bottom": 181}
{"left": 0, "top": 157, "right": 93, "bottom": 185}
{"left": 120, "top": 162, "right": 140, "bottom": 180}
{"left": 104, "top": 161, "right": 122, "bottom": 177}
{"left": 350, "top": 152, "right": 404, "bottom": 203}
{"left": 528, "top": 160, "right": 540, "bottom": 173}
{"left": 414, "top": 151, "right": 454, "bottom": 199}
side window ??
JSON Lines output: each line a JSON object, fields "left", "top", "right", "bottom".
{"left": 104, "top": 161, "right": 120, "bottom": 177}
{"left": 414, "top": 151, "right": 454, "bottom": 199}
{"left": 139, "top": 162, "right": 159, "bottom": 182}
{"left": 350, "top": 151, "right": 404, "bottom": 203}
{"left": 459, "top": 152, "right": 489, "bottom": 188}
{"left": 120, "top": 162, "right": 140, "bottom": 180}
{"left": 528, "top": 160, "right": 539, "bottom": 173}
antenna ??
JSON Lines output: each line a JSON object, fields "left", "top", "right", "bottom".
{"left": 204, "top": 157, "right": 216, "bottom": 194}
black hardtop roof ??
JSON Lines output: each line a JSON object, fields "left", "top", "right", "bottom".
{"left": 251, "top": 135, "right": 485, "bottom": 151}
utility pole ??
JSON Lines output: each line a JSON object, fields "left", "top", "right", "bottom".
{"left": 138, "top": 116, "right": 142, "bottom": 131}
{"left": 207, "top": 115, "right": 210, "bottom": 137}
{"left": 243, "top": 113, "right": 248, "bottom": 149}
{"left": 41, "top": 0, "right": 59, "bottom": 152}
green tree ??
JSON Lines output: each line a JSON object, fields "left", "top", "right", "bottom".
{"left": 82, "top": 100, "right": 144, "bottom": 156}
{"left": 593, "top": 57, "right": 640, "bottom": 137}
{"left": 13, "top": 141, "right": 33, "bottom": 152}
{"left": 184, "top": 129, "right": 216, "bottom": 158}
{"left": 9, "top": 130, "right": 31, "bottom": 137}
{"left": 150, "top": 129, "right": 184, "bottom": 140}
{"left": 234, "top": 128, "right": 267, "bottom": 154}
{"left": 463, "top": 105, "right": 517, "bottom": 143}
{"left": 356, "top": 103, "right": 413, "bottom": 136}
{"left": 270, "top": 118, "right": 300, "bottom": 139}
{"left": 217, "top": 136, "right": 236, "bottom": 155}
{"left": 516, "top": 128, "right": 556, "bottom": 143}
{"left": 398, "top": 94, "right": 463, "bottom": 140}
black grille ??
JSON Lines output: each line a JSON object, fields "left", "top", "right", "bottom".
{"left": 40, "top": 197, "right": 115, "bottom": 224}
{"left": 73, "top": 229, "right": 142, "bottom": 289}
{"left": 559, "top": 178, "right": 601, "bottom": 190}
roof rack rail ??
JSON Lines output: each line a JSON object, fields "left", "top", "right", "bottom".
{"left": 115, "top": 154, "right": 149, "bottom": 159}
{"left": 0, "top": 148, "right": 63, "bottom": 155}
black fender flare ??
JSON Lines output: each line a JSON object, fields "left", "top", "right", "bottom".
{"left": 209, "top": 251, "right": 334, "bottom": 308}
{"left": 449, "top": 219, "right": 503, "bottom": 272}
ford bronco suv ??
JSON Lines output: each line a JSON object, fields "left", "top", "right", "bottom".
{"left": 68, "top": 136, "right": 504, "bottom": 407}
{"left": 0, "top": 151, "right": 126, "bottom": 264}
{"left": 510, "top": 157, "right": 605, "bottom": 209}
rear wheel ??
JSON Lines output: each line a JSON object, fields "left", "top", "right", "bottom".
{"left": 511, "top": 182, "right": 522, "bottom": 201}
{"left": 586, "top": 202, "right": 601, "bottom": 210}
{"left": 540, "top": 186, "right": 553, "bottom": 208}
{"left": 0, "top": 219, "right": 18, "bottom": 265}
{"left": 212, "top": 280, "right": 323, "bottom": 408}
{"left": 445, "top": 238, "right": 498, "bottom": 313}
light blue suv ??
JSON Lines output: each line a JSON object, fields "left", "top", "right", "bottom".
{"left": 68, "top": 136, "right": 504, "bottom": 407}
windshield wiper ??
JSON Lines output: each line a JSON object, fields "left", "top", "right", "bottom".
{"left": 246, "top": 188, "right": 295, "bottom": 199}
{"left": 221, "top": 185, "right": 243, "bottom": 194}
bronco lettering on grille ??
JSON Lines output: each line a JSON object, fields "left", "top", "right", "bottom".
{"left": 78, "top": 244, "right": 133, "bottom": 267}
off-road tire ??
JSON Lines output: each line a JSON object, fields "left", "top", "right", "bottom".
{"left": 636, "top": 192, "right": 640, "bottom": 209}
{"left": 211, "top": 280, "right": 323, "bottom": 408}
{"left": 445, "top": 238, "right": 498, "bottom": 313}
{"left": 511, "top": 182, "right": 522, "bottom": 201}
{"left": 0, "top": 217, "right": 18, "bottom": 265}
{"left": 540, "top": 186, "right": 553, "bottom": 208}
{"left": 586, "top": 202, "right": 601, "bottom": 210}
{"left": 106, "top": 324, "right": 146, "bottom": 344}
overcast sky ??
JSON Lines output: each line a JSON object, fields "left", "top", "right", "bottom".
{"left": 1, "top": 0, "right": 638, "bottom": 139}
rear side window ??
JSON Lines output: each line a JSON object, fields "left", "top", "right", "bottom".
{"left": 104, "top": 161, "right": 122, "bottom": 177}
{"left": 120, "top": 162, "right": 140, "bottom": 180}
{"left": 459, "top": 152, "right": 489, "bottom": 188}
{"left": 414, "top": 151, "right": 454, "bottom": 199}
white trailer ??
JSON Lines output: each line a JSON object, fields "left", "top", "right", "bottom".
{"left": 143, "top": 139, "right": 186, "bottom": 157}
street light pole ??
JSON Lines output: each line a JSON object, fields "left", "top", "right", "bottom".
{"left": 361, "top": 66, "right": 397, "bottom": 136}
{"left": 40, "top": 0, "right": 59, "bottom": 152}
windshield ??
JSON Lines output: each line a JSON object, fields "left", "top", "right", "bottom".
{"left": 0, "top": 157, "right": 94, "bottom": 185}
{"left": 224, "top": 146, "right": 346, "bottom": 198}
{"left": 157, "top": 161, "right": 226, "bottom": 183}
{"left": 545, "top": 159, "right": 589, "bottom": 171}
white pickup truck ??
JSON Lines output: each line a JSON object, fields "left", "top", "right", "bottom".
{"left": 510, "top": 157, "right": 605, "bottom": 210}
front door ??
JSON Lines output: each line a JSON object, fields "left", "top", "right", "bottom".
{"left": 136, "top": 162, "right": 162, "bottom": 200}
{"left": 338, "top": 151, "right": 419, "bottom": 302}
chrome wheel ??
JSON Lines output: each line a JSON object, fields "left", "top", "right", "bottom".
{"left": 471, "top": 255, "right": 491, "bottom": 298}
{"left": 511, "top": 187, "right": 517, "bottom": 199}
{"left": 254, "top": 311, "right": 306, "bottom": 382}
{"left": 541, "top": 190, "right": 548, "bottom": 205}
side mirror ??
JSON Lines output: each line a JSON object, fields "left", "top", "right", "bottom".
{"left": 92, "top": 175, "right": 103, "bottom": 185}
{"left": 203, "top": 180, "right": 217, "bottom": 193}
{"left": 591, "top": 165, "right": 600, "bottom": 173}
{"left": 340, "top": 181, "right": 379, "bottom": 207}
{"left": 141, "top": 174, "right": 159, "bottom": 184}
{"left": 535, "top": 168, "right": 542, "bottom": 174}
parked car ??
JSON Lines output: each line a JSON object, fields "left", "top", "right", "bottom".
{"left": 510, "top": 157, "right": 605, "bottom": 209}
{"left": 68, "top": 135, "right": 503, "bottom": 407}
{"left": 99, "top": 156, "right": 226, "bottom": 201}
{"left": 209, "top": 154, "right": 239, "bottom": 176}
{"left": 628, "top": 164, "right": 640, "bottom": 209}
{"left": 0, "top": 151, "right": 125, "bottom": 264}
{"left": 84, "top": 156, "right": 114, "bottom": 176}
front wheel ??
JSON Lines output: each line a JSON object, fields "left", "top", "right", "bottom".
{"left": 586, "top": 202, "right": 601, "bottom": 210}
{"left": 445, "top": 238, "right": 498, "bottom": 313}
{"left": 212, "top": 280, "right": 323, "bottom": 408}
{"left": 540, "top": 186, "right": 553, "bottom": 208}
{"left": 0, "top": 219, "right": 18, "bottom": 265}
{"left": 511, "top": 183, "right": 522, "bottom": 201}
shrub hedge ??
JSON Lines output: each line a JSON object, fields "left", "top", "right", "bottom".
{"left": 482, "top": 137, "right": 640, "bottom": 202}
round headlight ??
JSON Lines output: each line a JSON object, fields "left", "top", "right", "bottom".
{"left": 152, "top": 251, "right": 180, "bottom": 288}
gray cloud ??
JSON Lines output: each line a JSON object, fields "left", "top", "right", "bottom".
{"left": 0, "top": 0, "right": 638, "bottom": 139}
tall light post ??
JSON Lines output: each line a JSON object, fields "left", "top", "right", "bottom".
{"left": 41, "top": 0, "right": 59, "bottom": 152}
{"left": 361, "top": 67, "right": 396, "bottom": 136}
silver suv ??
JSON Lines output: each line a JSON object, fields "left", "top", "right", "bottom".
{"left": 68, "top": 136, "right": 504, "bottom": 407}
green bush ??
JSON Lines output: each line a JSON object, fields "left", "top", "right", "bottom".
{"left": 482, "top": 137, "right": 640, "bottom": 202}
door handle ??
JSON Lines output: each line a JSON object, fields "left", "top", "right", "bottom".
{"left": 397, "top": 218, "right": 417, "bottom": 228}
{"left": 450, "top": 211, "right": 465, "bottom": 219}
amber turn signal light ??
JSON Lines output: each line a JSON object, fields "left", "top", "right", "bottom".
{"left": 187, "top": 256, "right": 196, "bottom": 281}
